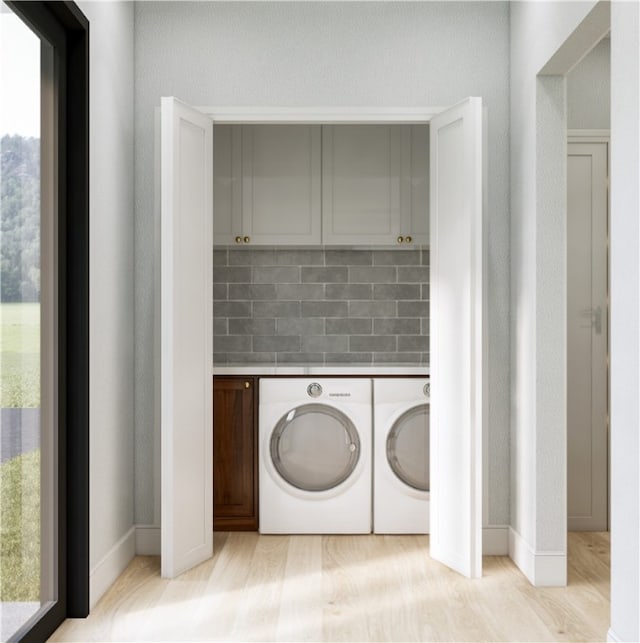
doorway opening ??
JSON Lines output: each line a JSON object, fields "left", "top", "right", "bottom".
{"left": 533, "top": 0, "right": 610, "bottom": 587}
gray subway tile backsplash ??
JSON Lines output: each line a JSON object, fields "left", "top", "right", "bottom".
{"left": 253, "top": 300, "right": 301, "bottom": 318}
{"left": 212, "top": 247, "right": 429, "bottom": 365}
{"left": 373, "top": 249, "right": 421, "bottom": 265}
{"left": 301, "top": 335, "right": 349, "bottom": 353}
{"left": 229, "top": 283, "right": 276, "bottom": 300}
{"left": 325, "top": 318, "right": 372, "bottom": 335}
{"left": 276, "top": 317, "right": 325, "bottom": 336}
{"left": 398, "top": 301, "right": 429, "bottom": 317}
{"left": 301, "top": 301, "right": 349, "bottom": 318}
{"left": 348, "top": 300, "right": 396, "bottom": 318}
{"left": 254, "top": 335, "right": 300, "bottom": 353}
{"left": 397, "top": 266, "right": 430, "bottom": 283}
{"left": 373, "top": 318, "right": 421, "bottom": 335}
{"left": 348, "top": 266, "right": 396, "bottom": 283}
{"left": 276, "top": 283, "right": 324, "bottom": 300}
{"left": 301, "top": 266, "right": 348, "bottom": 283}
{"left": 349, "top": 335, "right": 397, "bottom": 352}
{"left": 228, "top": 318, "right": 276, "bottom": 335}
{"left": 252, "top": 265, "right": 300, "bottom": 284}
{"left": 325, "top": 283, "right": 372, "bottom": 300}
{"left": 373, "top": 284, "right": 421, "bottom": 301}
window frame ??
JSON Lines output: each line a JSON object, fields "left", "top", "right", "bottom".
{"left": 4, "top": 1, "right": 89, "bottom": 640}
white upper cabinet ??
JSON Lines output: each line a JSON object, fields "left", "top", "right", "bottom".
{"left": 212, "top": 124, "right": 241, "bottom": 245}
{"left": 322, "top": 124, "right": 402, "bottom": 245}
{"left": 212, "top": 123, "right": 429, "bottom": 246}
{"left": 213, "top": 124, "right": 321, "bottom": 245}
{"left": 404, "top": 125, "right": 430, "bottom": 245}
{"left": 323, "top": 124, "right": 429, "bottom": 246}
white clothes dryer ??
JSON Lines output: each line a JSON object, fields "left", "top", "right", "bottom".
{"left": 259, "top": 378, "right": 372, "bottom": 534}
{"left": 373, "top": 378, "right": 430, "bottom": 534}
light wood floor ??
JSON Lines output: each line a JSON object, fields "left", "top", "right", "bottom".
{"left": 50, "top": 532, "right": 609, "bottom": 642}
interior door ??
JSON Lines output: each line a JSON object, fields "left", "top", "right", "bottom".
{"left": 567, "top": 140, "right": 608, "bottom": 531}
{"left": 429, "top": 97, "right": 484, "bottom": 578}
{"left": 160, "top": 97, "right": 214, "bottom": 577}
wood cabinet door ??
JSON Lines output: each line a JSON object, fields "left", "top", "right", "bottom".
{"left": 213, "top": 377, "right": 258, "bottom": 530}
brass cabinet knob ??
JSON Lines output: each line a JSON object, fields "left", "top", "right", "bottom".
{"left": 405, "top": 235, "right": 413, "bottom": 243}
{"left": 235, "top": 236, "right": 242, "bottom": 244}
{"left": 244, "top": 381, "right": 251, "bottom": 389}
{"left": 243, "top": 236, "right": 250, "bottom": 243}
{"left": 397, "top": 236, "right": 404, "bottom": 244}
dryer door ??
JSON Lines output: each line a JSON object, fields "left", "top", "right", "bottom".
{"left": 387, "top": 404, "right": 430, "bottom": 492}
{"left": 270, "top": 404, "right": 360, "bottom": 491}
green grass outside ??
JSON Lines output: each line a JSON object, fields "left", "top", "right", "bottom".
{"left": 0, "top": 450, "right": 40, "bottom": 601}
{"left": 1, "top": 302, "right": 41, "bottom": 601}
{"left": 0, "top": 302, "right": 40, "bottom": 408}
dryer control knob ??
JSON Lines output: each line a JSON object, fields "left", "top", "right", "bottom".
{"left": 307, "top": 382, "right": 323, "bottom": 398}
{"left": 424, "top": 382, "right": 430, "bottom": 397}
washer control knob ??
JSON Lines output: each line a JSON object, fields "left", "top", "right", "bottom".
{"left": 423, "top": 382, "right": 430, "bottom": 397}
{"left": 307, "top": 382, "right": 323, "bottom": 398}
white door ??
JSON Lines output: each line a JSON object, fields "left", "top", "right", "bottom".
{"left": 567, "top": 140, "right": 608, "bottom": 531}
{"left": 429, "top": 97, "right": 484, "bottom": 578}
{"left": 161, "top": 97, "right": 214, "bottom": 578}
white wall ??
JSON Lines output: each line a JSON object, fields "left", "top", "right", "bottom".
{"left": 133, "top": 1, "right": 511, "bottom": 536}
{"left": 509, "top": 0, "right": 601, "bottom": 584}
{"left": 78, "top": 0, "right": 136, "bottom": 608}
{"left": 610, "top": 4, "right": 640, "bottom": 640}
{"left": 567, "top": 37, "right": 610, "bottom": 130}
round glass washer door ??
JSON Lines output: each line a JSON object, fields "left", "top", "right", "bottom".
{"left": 270, "top": 403, "right": 360, "bottom": 492}
{"left": 386, "top": 404, "right": 430, "bottom": 492}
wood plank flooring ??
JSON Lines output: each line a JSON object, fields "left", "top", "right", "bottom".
{"left": 49, "top": 532, "right": 610, "bottom": 642}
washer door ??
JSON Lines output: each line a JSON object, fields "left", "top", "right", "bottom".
{"left": 386, "top": 404, "right": 430, "bottom": 492}
{"left": 270, "top": 403, "right": 360, "bottom": 492}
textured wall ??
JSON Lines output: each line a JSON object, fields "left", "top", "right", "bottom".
{"left": 567, "top": 38, "right": 610, "bottom": 130}
{"left": 78, "top": 0, "right": 135, "bottom": 605}
{"left": 213, "top": 247, "right": 429, "bottom": 365}
{"left": 134, "top": 1, "right": 510, "bottom": 527}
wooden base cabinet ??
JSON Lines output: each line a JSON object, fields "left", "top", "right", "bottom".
{"left": 213, "top": 376, "right": 258, "bottom": 530}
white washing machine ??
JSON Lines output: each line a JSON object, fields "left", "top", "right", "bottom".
{"left": 259, "top": 378, "right": 372, "bottom": 534}
{"left": 373, "top": 378, "right": 430, "bottom": 534}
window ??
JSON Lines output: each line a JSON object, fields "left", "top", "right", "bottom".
{"left": 0, "top": 2, "right": 88, "bottom": 640}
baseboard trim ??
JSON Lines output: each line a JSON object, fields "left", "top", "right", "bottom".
{"left": 508, "top": 527, "right": 566, "bottom": 586}
{"left": 135, "top": 524, "right": 161, "bottom": 555}
{"left": 89, "top": 526, "right": 135, "bottom": 609}
{"left": 607, "top": 627, "right": 623, "bottom": 642}
{"left": 482, "top": 525, "right": 509, "bottom": 555}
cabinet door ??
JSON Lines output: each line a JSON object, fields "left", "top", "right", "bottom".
{"left": 213, "top": 377, "right": 258, "bottom": 530}
{"left": 400, "top": 125, "right": 430, "bottom": 245}
{"left": 322, "top": 124, "right": 402, "bottom": 245}
{"left": 213, "top": 124, "right": 242, "bottom": 244}
{"left": 241, "top": 125, "right": 321, "bottom": 245}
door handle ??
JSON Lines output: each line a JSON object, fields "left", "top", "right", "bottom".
{"left": 593, "top": 305, "right": 602, "bottom": 334}
{"left": 580, "top": 306, "right": 602, "bottom": 334}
